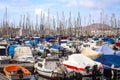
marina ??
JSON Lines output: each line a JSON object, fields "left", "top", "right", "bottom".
{"left": 0, "top": 35, "right": 120, "bottom": 80}
{"left": 0, "top": 0, "right": 120, "bottom": 80}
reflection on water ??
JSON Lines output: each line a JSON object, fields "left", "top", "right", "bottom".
{"left": 31, "top": 75, "right": 50, "bottom": 80}
{"left": 31, "top": 75, "right": 35, "bottom": 80}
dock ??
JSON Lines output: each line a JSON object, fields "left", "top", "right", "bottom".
{"left": 0, "top": 72, "right": 9, "bottom": 80}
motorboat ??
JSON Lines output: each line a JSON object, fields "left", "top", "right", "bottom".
{"left": 63, "top": 54, "right": 103, "bottom": 80}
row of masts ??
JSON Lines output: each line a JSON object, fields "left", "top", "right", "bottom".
{"left": 0, "top": 7, "right": 120, "bottom": 37}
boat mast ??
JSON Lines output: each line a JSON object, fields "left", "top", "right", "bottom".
{"left": 84, "top": 16, "right": 86, "bottom": 36}
{"left": 28, "top": 14, "right": 31, "bottom": 36}
{"left": 52, "top": 16, "right": 56, "bottom": 35}
{"left": 22, "top": 15, "right": 25, "bottom": 36}
{"left": 4, "top": 7, "right": 8, "bottom": 37}
{"left": 111, "top": 13, "right": 116, "bottom": 36}
{"left": 25, "top": 14, "right": 28, "bottom": 35}
{"left": 100, "top": 10, "right": 104, "bottom": 37}
{"left": 88, "top": 14, "right": 91, "bottom": 36}
{"left": 74, "top": 17, "right": 77, "bottom": 37}
{"left": 0, "top": 20, "right": 3, "bottom": 36}
{"left": 104, "top": 14, "right": 108, "bottom": 36}
{"left": 62, "top": 11, "right": 65, "bottom": 35}
{"left": 117, "top": 19, "right": 120, "bottom": 36}
{"left": 35, "top": 14, "right": 38, "bottom": 35}
{"left": 56, "top": 12, "right": 59, "bottom": 35}
{"left": 76, "top": 12, "right": 81, "bottom": 36}
{"left": 47, "top": 9, "right": 50, "bottom": 35}
{"left": 68, "top": 11, "right": 72, "bottom": 36}
{"left": 114, "top": 16, "right": 117, "bottom": 36}
{"left": 19, "top": 15, "right": 22, "bottom": 36}
{"left": 40, "top": 11, "right": 45, "bottom": 36}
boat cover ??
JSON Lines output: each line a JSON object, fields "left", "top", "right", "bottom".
{"left": 102, "top": 37, "right": 109, "bottom": 42}
{"left": 45, "top": 36, "right": 55, "bottom": 42}
{"left": 14, "top": 46, "right": 34, "bottom": 62}
{"left": 107, "top": 39, "right": 115, "bottom": 44}
{"left": 96, "top": 45, "right": 114, "bottom": 55}
{"left": 14, "top": 46, "right": 33, "bottom": 57}
{"left": 7, "top": 45, "right": 15, "bottom": 57}
{"left": 34, "top": 37, "right": 41, "bottom": 44}
{"left": 12, "top": 44, "right": 20, "bottom": 47}
{"left": 102, "top": 37, "right": 115, "bottom": 44}
{"left": 81, "top": 48, "right": 103, "bottom": 59}
{"left": 51, "top": 45, "right": 63, "bottom": 50}
{"left": 63, "top": 54, "right": 102, "bottom": 70}
{"left": 96, "top": 55, "right": 120, "bottom": 68}
{"left": 39, "top": 45, "right": 45, "bottom": 50}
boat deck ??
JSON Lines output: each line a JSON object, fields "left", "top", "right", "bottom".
{"left": 45, "top": 60, "right": 59, "bottom": 70}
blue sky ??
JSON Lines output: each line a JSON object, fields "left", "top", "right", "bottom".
{"left": 0, "top": 0, "right": 120, "bottom": 26}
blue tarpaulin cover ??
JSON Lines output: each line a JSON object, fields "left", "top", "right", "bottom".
{"left": 29, "top": 41, "right": 35, "bottom": 46}
{"left": 96, "top": 55, "right": 120, "bottom": 68}
{"left": 107, "top": 39, "right": 115, "bottom": 44}
{"left": 45, "top": 36, "right": 55, "bottom": 42}
{"left": 52, "top": 45, "right": 63, "bottom": 50}
{"left": 39, "top": 45, "right": 45, "bottom": 50}
{"left": 102, "top": 37, "right": 115, "bottom": 44}
{"left": 34, "top": 37, "right": 41, "bottom": 44}
{"left": 7, "top": 45, "right": 15, "bottom": 58}
{"left": 95, "top": 45, "right": 120, "bottom": 68}
{"left": 12, "top": 44, "right": 19, "bottom": 47}
{"left": 102, "top": 37, "right": 109, "bottom": 42}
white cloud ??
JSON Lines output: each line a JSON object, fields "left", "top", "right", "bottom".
{"left": 75, "top": 0, "right": 95, "bottom": 8}
{"left": 79, "top": 0, "right": 95, "bottom": 7}
{"left": 0, "top": 3, "right": 9, "bottom": 10}
{"left": 57, "top": 0, "right": 119, "bottom": 10}
{"left": 35, "top": 8, "right": 48, "bottom": 17}
{"left": 12, "top": 0, "right": 29, "bottom": 2}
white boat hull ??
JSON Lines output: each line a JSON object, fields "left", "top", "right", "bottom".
{"left": 34, "top": 63, "right": 64, "bottom": 78}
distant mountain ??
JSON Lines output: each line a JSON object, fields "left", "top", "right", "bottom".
{"left": 85, "top": 23, "right": 112, "bottom": 30}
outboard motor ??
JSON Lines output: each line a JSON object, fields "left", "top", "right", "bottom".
{"left": 85, "top": 66, "right": 90, "bottom": 74}
{"left": 85, "top": 66, "right": 92, "bottom": 80}
{"left": 92, "top": 65, "right": 101, "bottom": 80}
{"left": 17, "top": 68, "right": 23, "bottom": 79}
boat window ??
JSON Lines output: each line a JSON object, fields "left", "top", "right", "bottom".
{"left": 38, "top": 63, "right": 43, "bottom": 67}
{"left": 46, "top": 58, "right": 59, "bottom": 61}
{"left": 83, "top": 44, "right": 90, "bottom": 47}
{"left": 61, "top": 41, "right": 67, "bottom": 44}
{"left": 0, "top": 47, "right": 6, "bottom": 56}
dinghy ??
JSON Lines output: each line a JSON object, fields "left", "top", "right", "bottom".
{"left": 3, "top": 64, "right": 31, "bottom": 80}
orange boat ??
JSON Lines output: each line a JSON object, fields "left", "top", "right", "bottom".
{"left": 3, "top": 64, "right": 32, "bottom": 80}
